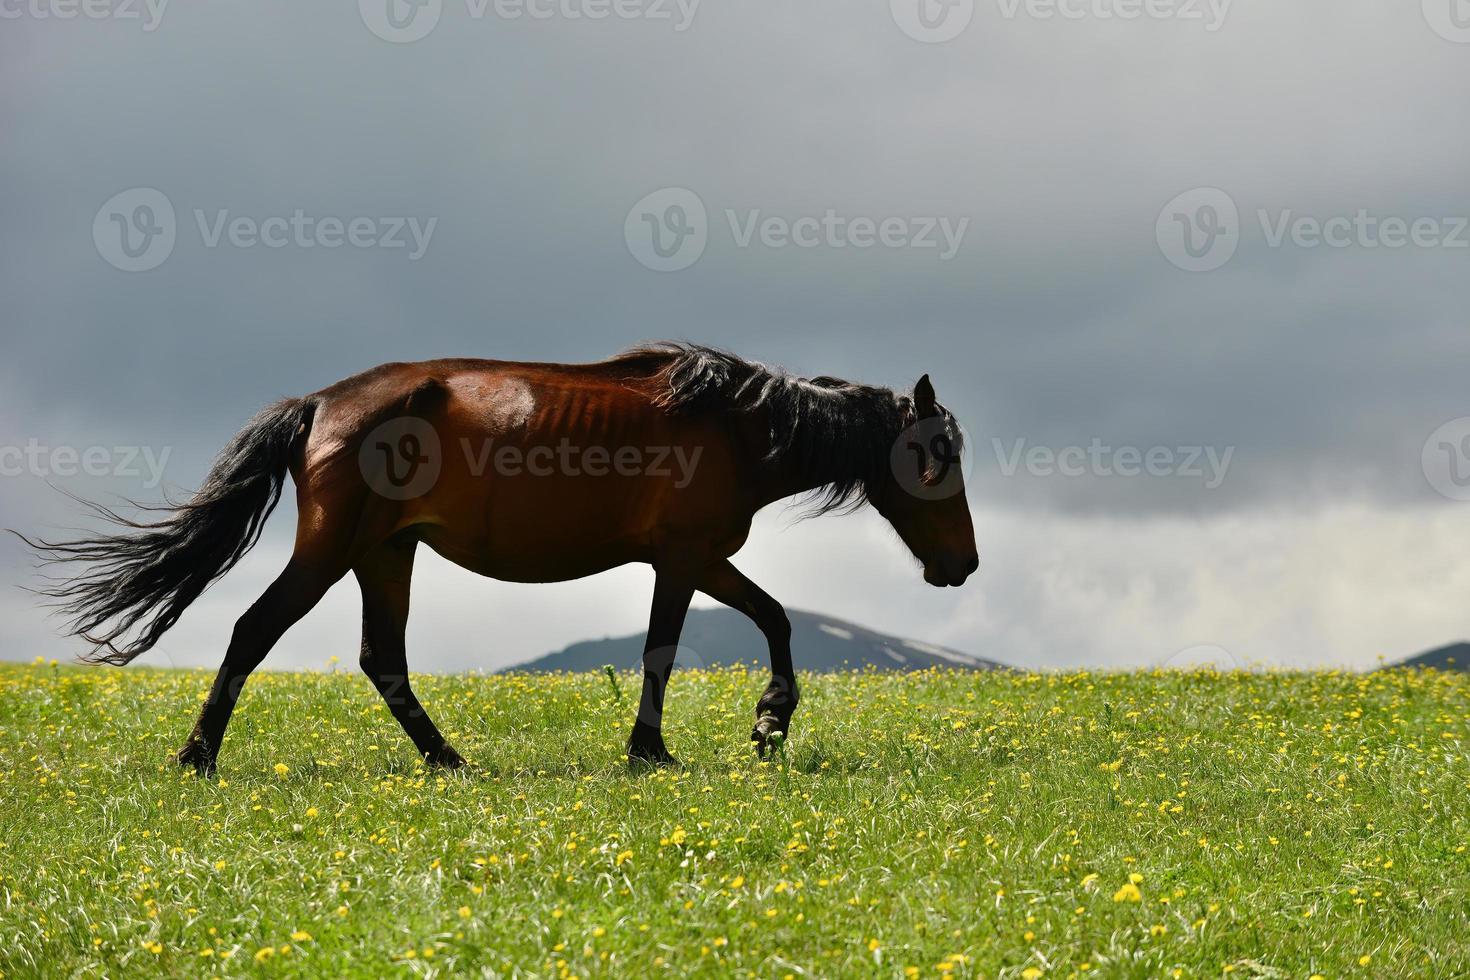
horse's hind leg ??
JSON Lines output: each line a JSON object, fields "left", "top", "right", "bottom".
{"left": 696, "top": 560, "right": 797, "bottom": 757}
{"left": 356, "top": 536, "right": 463, "bottom": 769}
{"left": 176, "top": 557, "right": 345, "bottom": 774}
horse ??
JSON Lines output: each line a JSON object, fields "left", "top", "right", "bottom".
{"left": 21, "top": 343, "right": 978, "bottom": 773}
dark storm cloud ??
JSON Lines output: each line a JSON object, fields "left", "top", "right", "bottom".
{"left": 3, "top": 0, "right": 1469, "bottom": 668}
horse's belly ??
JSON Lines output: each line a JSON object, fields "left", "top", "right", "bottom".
{"left": 415, "top": 485, "right": 653, "bottom": 583}
{"left": 419, "top": 530, "right": 640, "bottom": 583}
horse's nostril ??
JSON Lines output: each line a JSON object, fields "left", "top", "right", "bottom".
{"left": 965, "top": 555, "right": 979, "bottom": 575}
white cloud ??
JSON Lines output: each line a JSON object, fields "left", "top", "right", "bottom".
{"left": 9, "top": 502, "right": 1464, "bottom": 672}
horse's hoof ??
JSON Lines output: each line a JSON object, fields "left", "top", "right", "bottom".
{"left": 627, "top": 733, "right": 679, "bottom": 768}
{"left": 174, "top": 740, "right": 216, "bottom": 776}
{"left": 628, "top": 746, "right": 680, "bottom": 768}
{"left": 750, "top": 714, "right": 786, "bottom": 758}
{"left": 627, "top": 720, "right": 678, "bottom": 768}
{"left": 426, "top": 744, "right": 467, "bottom": 770}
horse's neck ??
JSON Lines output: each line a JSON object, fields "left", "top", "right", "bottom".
{"left": 729, "top": 390, "right": 892, "bottom": 510}
{"left": 744, "top": 440, "right": 851, "bottom": 510}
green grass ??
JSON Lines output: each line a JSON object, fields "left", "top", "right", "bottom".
{"left": 1, "top": 662, "right": 1467, "bottom": 979}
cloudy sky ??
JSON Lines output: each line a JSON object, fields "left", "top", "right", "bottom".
{"left": 3, "top": 0, "right": 1469, "bottom": 673}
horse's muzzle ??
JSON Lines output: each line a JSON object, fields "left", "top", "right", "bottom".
{"left": 925, "top": 554, "right": 979, "bottom": 588}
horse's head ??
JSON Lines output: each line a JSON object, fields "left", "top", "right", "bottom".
{"left": 871, "top": 375, "right": 979, "bottom": 588}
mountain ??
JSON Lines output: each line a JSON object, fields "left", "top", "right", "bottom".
{"left": 1385, "top": 642, "right": 1470, "bottom": 671}
{"left": 502, "top": 607, "right": 1006, "bottom": 673}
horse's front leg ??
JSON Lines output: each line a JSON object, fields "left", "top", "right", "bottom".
{"left": 695, "top": 560, "right": 798, "bottom": 757}
{"left": 628, "top": 572, "right": 696, "bottom": 766}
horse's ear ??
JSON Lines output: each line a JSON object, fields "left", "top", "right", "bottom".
{"left": 914, "top": 374, "right": 937, "bottom": 418}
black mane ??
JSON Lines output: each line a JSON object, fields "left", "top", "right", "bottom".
{"left": 615, "top": 342, "right": 960, "bottom": 514}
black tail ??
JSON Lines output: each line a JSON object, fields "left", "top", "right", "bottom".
{"left": 15, "top": 398, "right": 316, "bottom": 665}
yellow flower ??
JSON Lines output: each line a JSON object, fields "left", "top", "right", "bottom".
{"left": 1112, "top": 882, "right": 1143, "bottom": 903}
{"left": 254, "top": 947, "right": 274, "bottom": 962}
{"left": 458, "top": 906, "right": 471, "bottom": 919}
{"left": 305, "top": 807, "right": 319, "bottom": 818}
{"left": 1359, "top": 955, "right": 1373, "bottom": 966}
{"left": 616, "top": 850, "right": 634, "bottom": 867}
{"left": 274, "top": 763, "right": 290, "bottom": 777}
{"left": 290, "top": 930, "right": 312, "bottom": 942}
{"left": 1022, "top": 969, "right": 1043, "bottom": 979}
{"left": 143, "top": 941, "right": 163, "bottom": 954}
{"left": 730, "top": 875, "right": 745, "bottom": 888}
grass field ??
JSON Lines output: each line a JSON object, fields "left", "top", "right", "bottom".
{"left": 1, "top": 662, "right": 1467, "bottom": 979}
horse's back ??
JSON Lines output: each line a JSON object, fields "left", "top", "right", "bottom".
{"left": 295, "top": 355, "right": 751, "bottom": 581}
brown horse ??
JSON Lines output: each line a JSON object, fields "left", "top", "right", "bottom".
{"left": 24, "top": 344, "right": 977, "bottom": 772}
